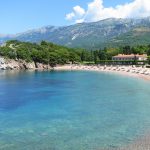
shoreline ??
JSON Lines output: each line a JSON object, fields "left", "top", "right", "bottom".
{"left": 54, "top": 65, "right": 150, "bottom": 81}
{"left": 119, "top": 132, "right": 150, "bottom": 150}
{"left": 1, "top": 64, "right": 150, "bottom": 149}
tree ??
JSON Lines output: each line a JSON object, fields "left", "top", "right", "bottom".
{"left": 147, "top": 45, "right": 150, "bottom": 56}
{"left": 123, "top": 46, "right": 132, "bottom": 54}
{"left": 93, "top": 50, "right": 99, "bottom": 64}
{"left": 69, "top": 52, "right": 80, "bottom": 64}
{"left": 98, "top": 50, "right": 107, "bottom": 60}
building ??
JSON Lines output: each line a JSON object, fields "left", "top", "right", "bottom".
{"left": 112, "top": 54, "right": 147, "bottom": 61}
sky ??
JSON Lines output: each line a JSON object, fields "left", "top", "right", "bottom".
{"left": 0, "top": 0, "right": 149, "bottom": 34}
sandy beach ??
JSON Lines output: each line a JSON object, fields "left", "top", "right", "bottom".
{"left": 54, "top": 64, "right": 150, "bottom": 81}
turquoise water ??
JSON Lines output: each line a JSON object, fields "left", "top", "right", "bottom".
{"left": 0, "top": 70, "right": 150, "bottom": 150}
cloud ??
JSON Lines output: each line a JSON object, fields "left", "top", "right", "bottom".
{"left": 66, "top": 0, "right": 150, "bottom": 23}
{"left": 73, "top": 6, "right": 85, "bottom": 16}
{"left": 75, "top": 19, "right": 85, "bottom": 24}
{"left": 66, "top": 12, "right": 75, "bottom": 20}
{"left": 65, "top": 5, "right": 85, "bottom": 21}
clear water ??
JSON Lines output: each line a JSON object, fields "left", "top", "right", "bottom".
{"left": 0, "top": 70, "right": 150, "bottom": 150}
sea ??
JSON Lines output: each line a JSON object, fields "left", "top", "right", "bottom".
{"left": 0, "top": 70, "right": 150, "bottom": 150}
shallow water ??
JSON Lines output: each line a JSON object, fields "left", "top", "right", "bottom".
{"left": 0, "top": 70, "right": 150, "bottom": 150}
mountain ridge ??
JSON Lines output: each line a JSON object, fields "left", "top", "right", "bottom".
{"left": 1, "top": 17, "right": 150, "bottom": 49}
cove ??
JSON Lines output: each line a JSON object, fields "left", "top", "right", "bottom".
{"left": 0, "top": 70, "right": 150, "bottom": 150}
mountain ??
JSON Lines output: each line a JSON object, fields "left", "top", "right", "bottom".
{"left": 0, "top": 34, "right": 15, "bottom": 45}
{"left": 1, "top": 17, "right": 150, "bottom": 49}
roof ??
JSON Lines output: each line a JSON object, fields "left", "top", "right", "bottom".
{"left": 112, "top": 54, "right": 147, "bottom": 58}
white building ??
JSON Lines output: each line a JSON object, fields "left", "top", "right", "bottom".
{"left": 112, "top": 54, "right": 147, "bottom": 61}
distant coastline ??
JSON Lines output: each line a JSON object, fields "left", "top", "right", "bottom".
{"left": 1, "top": 60, "right": 150, "bottom": 81}
{"left": 1, "top": 56, "right": 150, "bottom": 82}
{"left": 54, "top": 64, "right": 150, "bottom": 81}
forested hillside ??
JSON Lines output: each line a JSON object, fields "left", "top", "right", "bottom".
{"left": 0, "top": 40, "right": 150, "bottom": 66}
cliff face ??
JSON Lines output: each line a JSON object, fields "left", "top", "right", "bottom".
{"left": 0, "top": 58, "right": 53, "bottom": 70}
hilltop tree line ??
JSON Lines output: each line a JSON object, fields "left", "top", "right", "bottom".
{"left": 80, "top": 45, "right": 150, "bottom": 64}
{"left": 0, "top": 40, "right": 82, "bottom": 66}
{"left": 0, "top": 40, "right": 150, "bottom": 66}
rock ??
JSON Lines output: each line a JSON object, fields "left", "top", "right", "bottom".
{"left": 35, "top": 62, "right": 52, "bottom": 70}
{"left": 5, "top": 59, "right": 20, "bottom": 70}
{"left": 35, "top": 62, "right": 44, "bottom": 70}
{"left": 25, "top": 62, "right": 35, "bottom": 69}
{"left": 0, "top": 57, "right": 53, "bottom": 70}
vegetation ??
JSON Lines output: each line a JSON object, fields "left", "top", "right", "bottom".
{"left": 0, "top": 40, "right": 150, "bottom": 66}
{"left": 0, "top": 40, "right": 82, "bottom": 67}
{"left": 80, "top": 45, "right": 150, "bottom": 64}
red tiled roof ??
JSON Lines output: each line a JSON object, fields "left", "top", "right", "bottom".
{"left": 113, "top": 54, "right": 147, "bottom": 58}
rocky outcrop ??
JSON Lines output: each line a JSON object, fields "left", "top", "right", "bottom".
{"left": 24, "top": 62, "right": 36, "bottom": 69}
{"left": 0, "top": 57, "right": 53, "bottom": 70}
{"left": 35, "top": 62, "right": 52, "bottom": 70}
